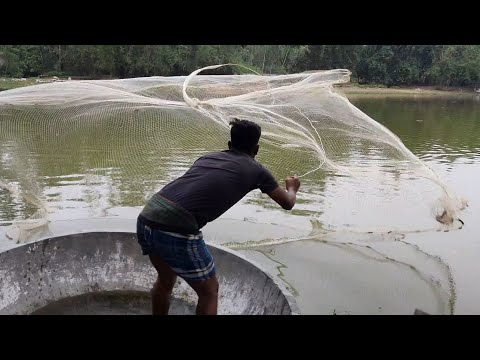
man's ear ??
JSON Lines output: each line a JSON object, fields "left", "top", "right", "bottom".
{"left": 254, "top": 144, "right": 259, "bottom": 156}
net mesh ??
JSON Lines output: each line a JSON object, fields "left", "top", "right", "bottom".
{"left": 0, "top": 64, "right": 467, "bottom": 244}
{"left": 0, "top": 64, "right": 469, "bottom": 314}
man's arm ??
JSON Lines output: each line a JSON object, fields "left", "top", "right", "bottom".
{"left": 267, "top": 176, "right": 300, "bottom": 210}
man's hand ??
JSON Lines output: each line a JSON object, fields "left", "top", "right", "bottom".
{"left": 267, "top": 175, "right": 301, "bottom": 210}
{"left": 285, "top": 176, "right": 300, "bottom": 193}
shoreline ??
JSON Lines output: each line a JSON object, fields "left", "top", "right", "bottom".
{"left": 1, "top": 77, "right": 478, "bottom": 97}
{"left": 337, "top": 84, "right": 477, "bottom": 97}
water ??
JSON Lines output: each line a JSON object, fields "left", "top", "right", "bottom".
{"left": 346, "top": 94, "right": 480, "bottom": 314}
{"left": 1, "top": 92, "right": 479, "bottom": 314}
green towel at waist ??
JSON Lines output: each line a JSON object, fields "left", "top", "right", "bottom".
{"left": 139, "top": 193, "right": 199, "bottom": 235}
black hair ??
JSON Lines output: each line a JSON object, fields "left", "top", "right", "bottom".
{"left": 229, "top": 118, "right": 261, "bottom": 154}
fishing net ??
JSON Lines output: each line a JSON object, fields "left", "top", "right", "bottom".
{"left": 0, "top": 64, "right": 467, "bottom": 314}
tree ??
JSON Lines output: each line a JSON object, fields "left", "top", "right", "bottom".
{"left": 1, "top": 45, "right": 479, "bottom": 88}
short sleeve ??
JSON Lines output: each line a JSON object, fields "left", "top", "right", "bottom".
{"left": 257, "top": 165, "right": 279, "bottom": 194}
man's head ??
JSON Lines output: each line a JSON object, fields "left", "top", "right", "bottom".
{"left": 228, "top": 118, "right": 261, "bottom": 157}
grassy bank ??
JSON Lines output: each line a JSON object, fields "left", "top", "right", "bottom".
{"left": 1, "top": 77, "right": 477, "bottom": 97}
{"left": 0, "top": 78, "right": 38, "bottom": 91}
{"left": 336, "top": 83, "right": 476, "bottom": 96}
{"left": 0, "top": 77, "right": 90, "bottom": 92}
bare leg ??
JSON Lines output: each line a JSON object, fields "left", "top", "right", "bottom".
{"left": 188, "top": 276, "right": 219, "bottom": 315}
{"left": 148, "top": 254, "right": 177, "bottom": 315}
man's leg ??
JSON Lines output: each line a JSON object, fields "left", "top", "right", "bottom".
{"left": 149, "top": 254, "right": 177, "bottom": 315}
{"left": 187, "top": 276, "right": 219, "bottom": 315}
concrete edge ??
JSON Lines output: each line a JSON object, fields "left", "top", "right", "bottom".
{"left": 2, "top": 231, "right": 301, "bottom": 315}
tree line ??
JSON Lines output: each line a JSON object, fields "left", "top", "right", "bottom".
{"left": 1, "top": 45, "right": 479, "bottom": 87}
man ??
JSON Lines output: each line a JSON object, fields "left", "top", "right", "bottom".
{"left": 137, "top": 119, "right": 301, "bottom": 315}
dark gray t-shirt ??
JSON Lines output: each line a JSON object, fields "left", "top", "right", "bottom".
{"left": 158, "top": 150, "right": 279, "bottom": 229}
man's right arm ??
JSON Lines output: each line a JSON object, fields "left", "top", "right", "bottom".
{"left": 267, "top": 176, "right": 300, "bottom": 210}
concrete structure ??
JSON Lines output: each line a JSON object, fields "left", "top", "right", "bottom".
{"left": 0, "top": 232, "right": 299, "bottom": 315}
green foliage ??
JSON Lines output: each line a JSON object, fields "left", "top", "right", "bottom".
{"left": 1, "top": 45, "right": 478, "bottom": 87}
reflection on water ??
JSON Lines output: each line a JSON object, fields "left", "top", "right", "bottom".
{"left": 350, "top": 95, "right": 480, "bottom": 162}
{"left": 1, "top": 94, "right": 479, "bottom": 314}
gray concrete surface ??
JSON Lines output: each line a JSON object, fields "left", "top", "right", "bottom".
{"left": 0, "top": 232, "right": 299, "bottom": 315}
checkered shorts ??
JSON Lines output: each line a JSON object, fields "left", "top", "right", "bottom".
{"left": 137, "top": 219, "right": 216, "bottom": 282}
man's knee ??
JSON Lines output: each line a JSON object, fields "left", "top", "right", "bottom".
{"left": 192, "top": 276, "right": 219, "bottom": 298}
{"left": 164, "top": 277, "right": 177, "bottom": 292}
{"left": 153, "top": 276, "right": 176, "bottom": 295}
{"left": 208, "top": 278, "right": 219, "bottom": 296}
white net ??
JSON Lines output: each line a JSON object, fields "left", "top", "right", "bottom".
{"left": 0, "top": 64, "right": 468, "bottom": 314}
{"left": 0, "top": 64, "right": 466, "bottom": 242}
